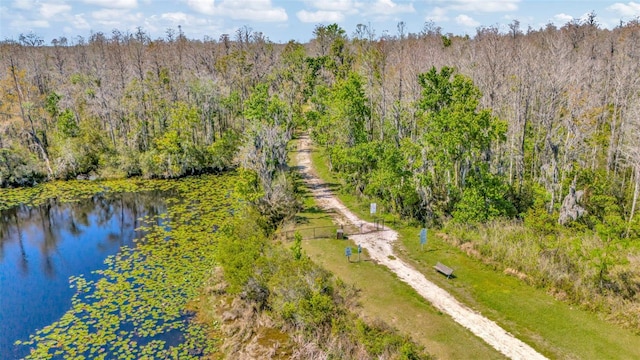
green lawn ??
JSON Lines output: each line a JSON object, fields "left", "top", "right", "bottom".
{"left": 293, "top": 136, "right": 640, "bottom": 360}
{"left": 396, "top": 225, "right": 640, "bottom": 359}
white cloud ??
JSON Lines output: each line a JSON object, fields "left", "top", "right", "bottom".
{"left": 298, "top": 0, "right": 411, "bottom": 23}
{"left": 297, "top": 10, "right": 344, "bottom": 23}
{"left": 425, "top": 0, "right": 521, "bottom": 27}
{"left": 40, "top": 3, "right": 72, "bottom": 19}
{"left": 91, "top": 8, "right": 143, "bottom": 27}
{"left": 427, "top": 0, "right": 518, "bottom": 23}
{"left": 186, "top": 0, "right": 287, "bottom": 22}
{"left": 92, "top": 8, "right": 126, "bottom": 20}
{"left": 366, "top": 0, "right": 415, "bottom": 16}
{"left": 552, "top": 13, "right": 574, "bottom": 24}
{"left": 11, "top": 0, "right": 32, "bottom": 10}
{"left": 161, "top": 12, "right": 190, "bottom": 23}
{"left": 306, "top": 0, "right": 359, "bottom": 12}
{"left": 608, "top": 2, "right": 640, "bottom": 17}
{"left": 83, "top": 0, "right": 138, "bottom": 9}
{"left": 578, "top": 11, "right": 598, "bottom": 23}
{"left": 10, "top": 18, "right": 50, "bottom": 29}
{"left": 426, "top": 6, "right": 449, "bottom": 22}
{"left": 456, "top": 14, "right": 479, "bottom": 27}
{"left": 443, "top": 0, "right": 519, "bottom": 13}
{"left": 186, "top": 0, "right": 215, "bottom": 15}
{"left": 220, "top": 0, "right": 288, "bottom": 22}
{"left": 146, "top": 12, "right": 225, "bottom": 40}
{"left": 71, "top": 14, "right": 91, "bottom": 29}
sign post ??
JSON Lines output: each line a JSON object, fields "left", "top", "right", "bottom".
{"left": 345, "top": 246, "right": 352, "bottom": 262}
{"left": 420, "top": 228, "right": 427, "bottom": 250}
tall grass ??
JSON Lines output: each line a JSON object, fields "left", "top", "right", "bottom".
{"left": 444, "top": 220, "right": 640, "bottom": 332}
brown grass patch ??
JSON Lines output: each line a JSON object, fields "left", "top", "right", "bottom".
{"left": 460, "top": 241, "right": 482, "bottom": 258}
{"left": 503, "top": 267, "right": 531, "bottom": 283}
{"left": 548, "top": 287, "right": 570, "bottom": 302}
{"left": 215, "top": 297, "right": 294, "bottom": 360}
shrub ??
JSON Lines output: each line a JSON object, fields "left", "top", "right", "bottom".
{"left": 215, "top": 211, "right": 431, "bottom": 358}
{"left": 0, "top": 147, "right": 45, "bottom": 187}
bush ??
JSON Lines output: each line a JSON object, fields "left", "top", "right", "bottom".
{"left": 453, "top": 172, "right": 516, "bottom": 223}
{"left": 215, "top": 207, "right": 431, "bottom": 358}
{"left": 523, "top": 183, "right": 558, "bottom": 235}
{"left": 0, "top": 147, "right": 46, "bottom": 187}
{"left": 216, "top": 210, "right": 268, "bottom": 294}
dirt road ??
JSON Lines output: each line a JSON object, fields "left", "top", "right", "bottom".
{"left": 296, "top": 135, "right": 547, "bottom": 360}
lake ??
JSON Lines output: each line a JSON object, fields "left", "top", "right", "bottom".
{"left": 0, "top": 192, "right": 169, "bottom": 359}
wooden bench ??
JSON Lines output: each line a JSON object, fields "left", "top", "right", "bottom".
{"left": 433, "top": 262, "right": 454, "bottom": 278}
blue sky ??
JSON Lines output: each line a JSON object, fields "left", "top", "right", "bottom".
{"left": 1, "top": 1, "right": 640, "bottom": 44}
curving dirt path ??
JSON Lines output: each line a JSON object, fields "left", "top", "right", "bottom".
{"left": 296, "top": 135, "right": 547, "bottom": 360}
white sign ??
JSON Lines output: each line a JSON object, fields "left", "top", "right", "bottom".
{"left": 370, "top": 203, "right": 377, "bottom": 215}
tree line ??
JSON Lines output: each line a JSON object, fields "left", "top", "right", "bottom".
{"left": 2, "top": 20, "right": 639, "bottom": 225}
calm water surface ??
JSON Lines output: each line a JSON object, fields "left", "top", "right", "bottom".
{"left": 0, "top": 191, "right": 169, "bottom": 359}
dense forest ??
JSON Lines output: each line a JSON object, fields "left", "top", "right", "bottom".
{"left": 2, "top": 18, "right": 640, "bottom": 330}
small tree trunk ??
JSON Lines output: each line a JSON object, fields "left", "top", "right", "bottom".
{"left": 628, "top": 166, "right": 639, "bottom": 236}
{"left": 9, "top": 58, "right": 53, "bottom": 178}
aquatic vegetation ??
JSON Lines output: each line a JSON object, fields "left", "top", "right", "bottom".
{"left": 15, "top": 174, "right": 239, "bottom": 359}
{"left": 0, "top": 178, "right": 176, "bottom": 212}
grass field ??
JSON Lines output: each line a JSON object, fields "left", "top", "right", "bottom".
{"left": 291, "top": 136, "right": 640, "bottom": 359}
{"left": 301, "top": 237, "right": 505, "bottom": 359}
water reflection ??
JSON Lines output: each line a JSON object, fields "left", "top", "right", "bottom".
{"left": 0, "top": 190, "right": 172, "bottom": 359}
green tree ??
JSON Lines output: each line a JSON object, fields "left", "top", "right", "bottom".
{"left": 216, "top": 209, "right": 268, "bottom": 294}
{"left": 365, "top": 142, "right": 422, "bottom": 218}
{"left": 292, "top": 231, "right": 303, "bottom": 260}
{"left": 453, "top": 168, "right": 516, "bottom": 223}
{"left": 417, "top": 66, "right": 507, "bottom": 217}
{"left": 140, "top": 101, "right": 207, "bottom": 178}
{"left": 244, "top": 82, "right": 289, "bottom": 127}
{"left": 56, "top": 109, "right": 79, "bottom": 138}
{"left": 275, "top": 41, "right": 307, "bottom": 127}
{"left": 312, "top": 72, "right": 370, "bottom": 153}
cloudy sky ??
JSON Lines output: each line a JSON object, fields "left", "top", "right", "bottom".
{"left": 1, "top": 0, "right": 640, "bottom": 44}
